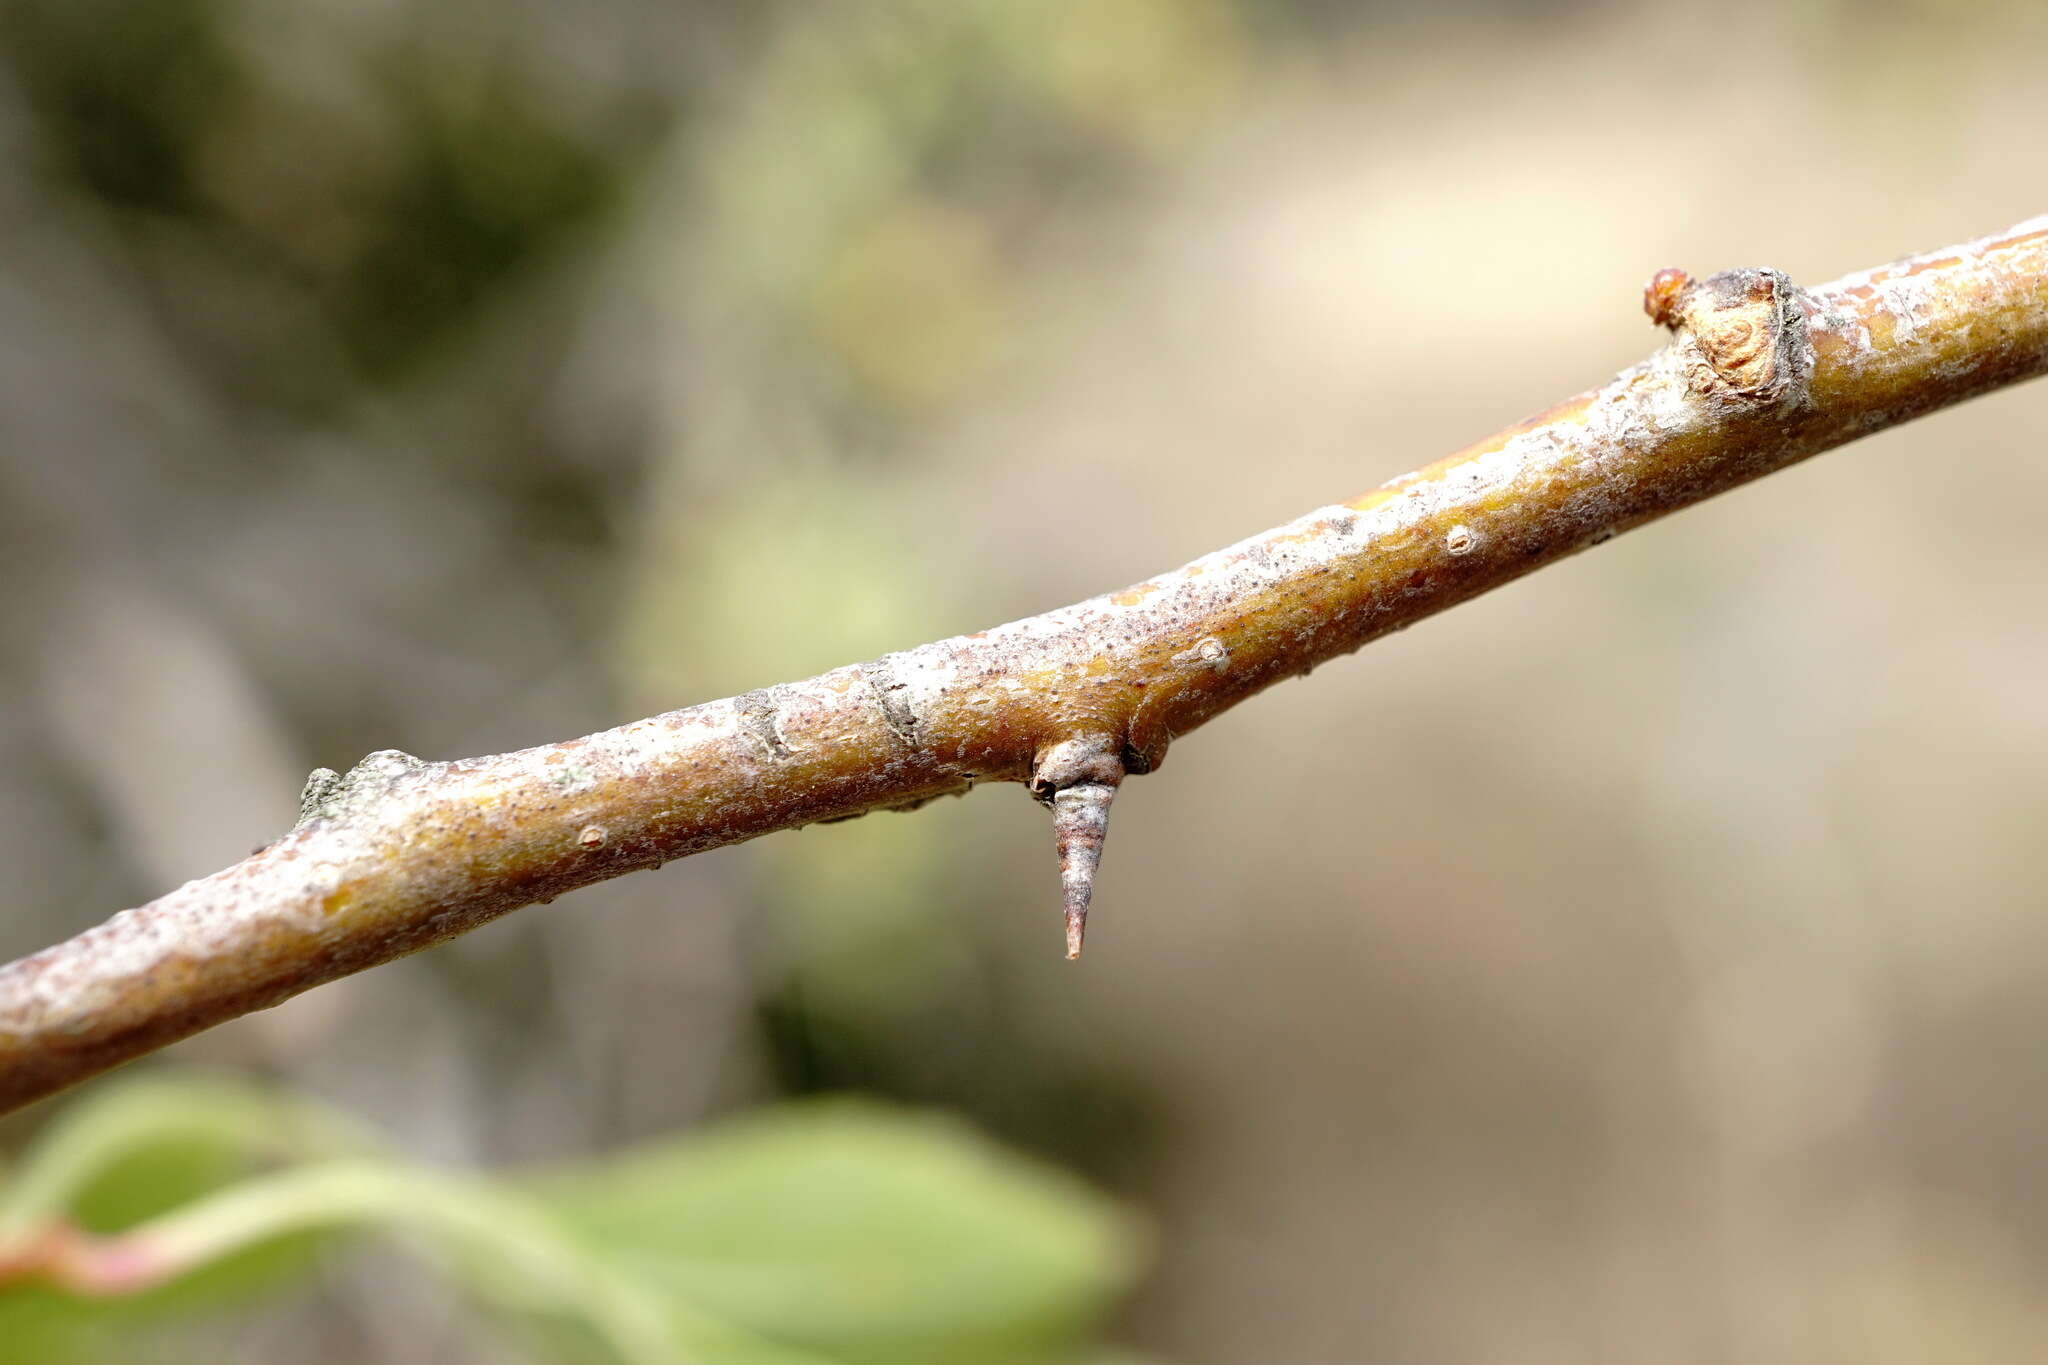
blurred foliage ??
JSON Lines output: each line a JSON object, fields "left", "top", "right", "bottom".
{"left": 5, "top": 0, "right": 2047, "bottom": 1361}
{"left": 537, "top": 1101, "right": 1143, "bottom": 1362}
{"left": 0, "top": 1078, "right": 381, "bottom": 1364}
{"left": 1, "top": 0, "right": 649, "bottom": 402}
{"left": 0, "top": 1075, "right": 1146, "bottom": 1365}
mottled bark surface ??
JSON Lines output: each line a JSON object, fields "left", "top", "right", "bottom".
{"left": 3, "top": 216, "right": 2044, "bottom": 1114}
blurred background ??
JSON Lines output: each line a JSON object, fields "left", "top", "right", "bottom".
{"left": 2, "top": 0, "right": 2047, "bottom": 1360}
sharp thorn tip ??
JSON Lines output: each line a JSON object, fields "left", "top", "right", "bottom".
{"left": 1050, "top": 780, "right": 1114, "bottom": 961}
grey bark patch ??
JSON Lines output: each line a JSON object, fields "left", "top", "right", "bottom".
{"left": 857, "top": 657, "right": 921, "bottom": 751}
{"left": 736, "top": 690, "right": 792, "bottom": 761}
{"left": 297, "top": 767, "right": 344, "bottom": 823}
{"left": 297, "top": 749, "right": 429, "bottom": 825}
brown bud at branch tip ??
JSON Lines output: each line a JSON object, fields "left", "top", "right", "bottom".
{"left": 1644, "top": 267, "right": 1693, "bottom": 328}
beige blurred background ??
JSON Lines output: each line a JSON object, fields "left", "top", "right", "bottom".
{"left": 4, "top": 0, "right": 2048, "bottom": 1360}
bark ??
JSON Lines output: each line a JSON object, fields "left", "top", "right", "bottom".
{"left": 3, "top": 216, "right": 2045, "bottom": 1115}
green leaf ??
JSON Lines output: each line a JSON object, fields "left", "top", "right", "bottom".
{"left": 0, "top": 1071, "right": 378, "bottom": 1239}
{"left": 0, "top": 1074, "right": 384, "bottom": 1365}
{"left": 4, "top": 1081, "right": 1147, "bottom": 1365}
{"left": 529, "top": 1099, "right": 1145, "bottom": 1363}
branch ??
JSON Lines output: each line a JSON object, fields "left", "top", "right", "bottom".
{"left": 5, "top": 217, "right": 2045, "bottom": 1115}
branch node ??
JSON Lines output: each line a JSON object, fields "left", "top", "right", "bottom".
{"left": 1644, "top": 265, "right": 1813, "bottom": 406}
{"left": 296, "top": 750, "right": 429, "bottom": 827}
{"left": 1029, "top": 735, "right": 1125, "bottom": 803}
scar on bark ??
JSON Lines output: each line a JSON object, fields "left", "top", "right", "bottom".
{"left": 736, "top": 689, "right": 792, "bottom": 761}
{"left": 1644, "top": 264, "right": 1812, "bottom": 402}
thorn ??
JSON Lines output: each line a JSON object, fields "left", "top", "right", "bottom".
{"left": 1051, "top": 782, "right": 1115, "bottom": 960}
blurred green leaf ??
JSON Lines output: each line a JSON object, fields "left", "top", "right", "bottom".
{"left": 3, "top": 1081, "right": 1145, "bottom": 1365}
{"left": 530, "top": 1099, "right": 1145, "bottom": 1363}
{"left": 0, "top": 1074, "right": 379, "bottom": 1365}
{"left": 0, "top": 1072, "right": 379, "bottom": 1237}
